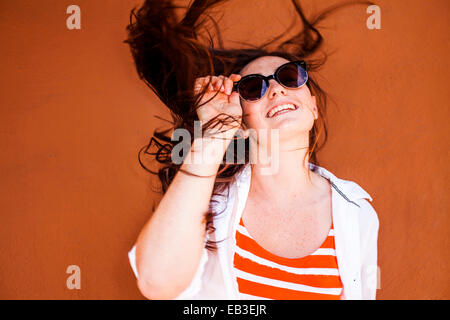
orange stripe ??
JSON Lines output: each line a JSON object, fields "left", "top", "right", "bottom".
{"left": 236, "top": 278, "right": 341, "bottom": 300}
{"left": 235, "top": 232, "right": 337, "bottom": 268}
{"left": 233, "top": 253, "right": 343, "bottom": 288}
{"left": 320, "top": 236, "right": 335, "bottom": 248}
{"left": 234, "top": 217, "right": 343, "bottom": 299}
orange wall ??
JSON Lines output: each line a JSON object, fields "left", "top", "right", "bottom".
{"left": 0, "top": 0, "right": 448, "bottom": 299}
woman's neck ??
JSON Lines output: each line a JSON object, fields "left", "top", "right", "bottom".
{"left": 248, "top": 135, "right": 322, "bottom": 201}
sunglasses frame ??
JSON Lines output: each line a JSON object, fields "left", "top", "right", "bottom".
{"left": 232, "top": 60, "right": 308, "bottom": 102}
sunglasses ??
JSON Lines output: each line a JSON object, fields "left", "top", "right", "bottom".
{"left": 232, "top": 60, "right": 308, "bottom": 102}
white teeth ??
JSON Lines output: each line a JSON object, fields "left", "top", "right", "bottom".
{"left": 267, "top": 104, "right": 297, "bottom": 118}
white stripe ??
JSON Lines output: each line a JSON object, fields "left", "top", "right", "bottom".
{"left": 235, "top": 246, "right": 340, "bottom": 276}
{"left": 311, "top": 248, "right": 336, "bottom": 256}
{"left": 239, "top": 293, "right": 273, "bottom": 300}
{"left": 237, "top": 224, "right": 251, "bottom": 238}
{"left": 328, "top": 229, "right": 334, "bottom": 236}
{"left": 236, "top": 269, "right": 342, "bottom": 295}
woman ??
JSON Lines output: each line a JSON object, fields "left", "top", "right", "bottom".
{"left": 125, "top": 0, "right": 379, "bottom": 300}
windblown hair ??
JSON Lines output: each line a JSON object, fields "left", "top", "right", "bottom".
{"left": 124, "top": 0, "right": 372, "bottom": 251}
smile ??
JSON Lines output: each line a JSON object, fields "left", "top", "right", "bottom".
{"left": 266, "top": 103, "right": 299, "bottom": 118}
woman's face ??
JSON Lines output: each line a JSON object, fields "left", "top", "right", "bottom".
{"left": 239, "top": 56, "right": 318, "bottom": 138}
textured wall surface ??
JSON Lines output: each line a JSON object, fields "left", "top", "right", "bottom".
{"left": 0, "top": 0, "right": 448, "bottom": 299}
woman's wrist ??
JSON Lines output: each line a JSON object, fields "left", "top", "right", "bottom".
{"left": 179, "top": 126, "right": 240, "bottom": 177}
{"left": 179, "top": 138, "right": 226, "bottom": 177}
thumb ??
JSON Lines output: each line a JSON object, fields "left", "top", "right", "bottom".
{"left": 228, "top": 91, "right": 241, "bottom": 105}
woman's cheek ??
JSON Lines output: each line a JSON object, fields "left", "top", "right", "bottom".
{"left": 242, "top": 105, "right": 260, "bottom": 128}
{"left": 243, "top": 113, "right": 258, "bottom": 130}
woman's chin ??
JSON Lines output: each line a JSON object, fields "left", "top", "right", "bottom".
{"left": 267, "top": 116, "right": 312, "bottom": 132}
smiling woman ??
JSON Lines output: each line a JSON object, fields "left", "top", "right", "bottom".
{"left": 123, "top": 0, "right": 379, "bottom": 300}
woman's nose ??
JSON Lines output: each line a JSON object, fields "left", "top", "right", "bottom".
{"left": 267, "top": 79, "right": 287, "bottom": 98}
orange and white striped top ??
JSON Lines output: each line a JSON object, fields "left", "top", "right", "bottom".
{"left": 233, "top": 216, "right": 343, "bottom": 300}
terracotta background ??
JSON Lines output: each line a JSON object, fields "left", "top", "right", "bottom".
{"left": 0, "top": 0, "right": 448, "bottom": 299}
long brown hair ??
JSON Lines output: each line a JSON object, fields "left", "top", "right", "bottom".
{"left": 124, "top": 0, "right": 372, "bottom": 251}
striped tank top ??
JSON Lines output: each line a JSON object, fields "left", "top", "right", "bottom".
{"left": 233, "top": 216, "right": 343, "bottom": 300}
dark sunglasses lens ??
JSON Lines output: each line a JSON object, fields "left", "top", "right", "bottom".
{"left": 239, "top": 76, "right": 267, "bottom": 101}
{"left": 278, "top": 63, "right": 308, "bottom": 88}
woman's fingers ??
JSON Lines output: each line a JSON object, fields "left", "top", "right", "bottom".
{"left": 216, "top": 75, "right": 239, "bottom": 95}
{"left": 195, "top": 74, "right": 242, "bottom": 95}
{"left": 227, "top": 74, "right": 241, "bottom": 95}
{"left": 194, "top": 78, "right": 205, "bottom": 94}
{"left": 215, "top": 76, "right": 224, "bottom": 91}
{"left": 229, "top": 74, "right": 241, "bottom": 82}
{"left": 224, "top": 77, "right": 234, "bottom": 95}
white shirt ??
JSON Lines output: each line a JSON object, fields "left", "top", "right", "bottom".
{"left": 129, "top": 162, "right": 380, "bottom": 300}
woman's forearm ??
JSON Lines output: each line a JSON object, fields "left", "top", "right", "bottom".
{"left": 134, "top": 135, "right": 234, "bottom": 299}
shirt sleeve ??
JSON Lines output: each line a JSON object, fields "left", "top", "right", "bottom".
{"left": 173, "top": 248, "right": 209, "bottom": 299}
{"left": 128, "top": 245, "right": 139, "bottom": 278}
{"left": 127, "top": 244, "right": 209, "bottom": 300}
{"left": 358, "top": 199, "right": 380, "bottom": 300}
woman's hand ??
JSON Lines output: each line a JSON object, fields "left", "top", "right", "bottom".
{"left": 194, "top": 74, "right": 243, "bottom": 137}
